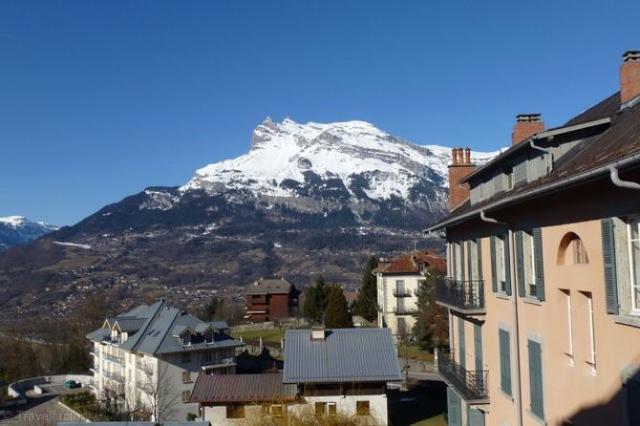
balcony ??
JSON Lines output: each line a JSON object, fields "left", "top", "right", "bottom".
{"left": 392, "top": 289, "right": 413, "bottom": 298}
{"left": 104, "top": 353, "right": 124, "bottom": 365}
{"left": 438, "top": 354, "right": 488, "bottom": 404}
{"left": 393, "top": 306, "right": 419, "bottom": 315}
{"left": 104, "top": 371, "right": 125, "bottom": 383}
{"left": 435, "top": 277, "right": 485, "bottom": 315}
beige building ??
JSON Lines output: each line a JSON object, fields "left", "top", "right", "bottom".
{"left": 375, "top": 251, "right": 446, "bottom": 339}
{"left": 428, "top": 51, "right": 640, "bottom": 426}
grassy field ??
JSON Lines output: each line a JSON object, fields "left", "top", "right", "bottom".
{"left": 411, "top": 414, "right": 446, "bottom": 425}
{"left": 230, "top": 327, "right": 285, "bottom": 344}
{"left": 398, "top": 344, "right": 435, "bottom": 362}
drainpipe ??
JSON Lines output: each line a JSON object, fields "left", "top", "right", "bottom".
{"left": 529, "top": 139, "right": 555, "bottom": 172}
{"left": 610, "top": 165, "right": 640, "bottom": 190}
{"left": 480, "top": 210, "right": 524, "bottom": 426}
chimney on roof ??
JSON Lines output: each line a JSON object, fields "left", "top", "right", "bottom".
{"left": 311, "top": 327, "right": 326, "bottom": 341}
{"left": 621, "top": 51, "right": 640, "bottom": 105}
{"left": 512, "top": 114, "right": 544, "bottom": 146}
{"left": 448, "top": 147, "right": 475, "bottom": 211}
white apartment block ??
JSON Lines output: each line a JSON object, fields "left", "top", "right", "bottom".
{"left": 87, "top": 300, "right": 244, "bottom": 421}
{"left": 375, "top": 251, "right": 445, "bottom": 339}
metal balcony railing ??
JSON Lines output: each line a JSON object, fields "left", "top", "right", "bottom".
{"left": 104, "top": 353, "right": 124, "bottom": 365}
{"left": 104, "top": 371, "right": 125, "bottom": 383}
{"left": 393, "top": 306, "right": 419, "bottom": 315}
{"left": 435, "top": 277, "right": 485, "bottom": 314}
{"left": 438, "top": 354, "right": 489, "bottom": 403}
{"left": 392, "top": 289, "right": 413, "bottom": 297}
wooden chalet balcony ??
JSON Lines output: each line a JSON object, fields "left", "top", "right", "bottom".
{"left": 435, "top": 277, "right": 485, "bottom": 315}
{"left": 438, "top": 354, "right": 489, "bottom": 404}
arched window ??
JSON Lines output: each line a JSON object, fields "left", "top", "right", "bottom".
{"left": 557, "top": 233, "right": 589, "bottom": 265}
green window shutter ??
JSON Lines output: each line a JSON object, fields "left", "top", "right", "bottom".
{"left": 528, "top": 339, "right": 545, "bottom": 419}
{"left": 447, "top": 388, "right": 462, "bottom": 426}
{"left": 468, "top": 408, "right": 486, "bottom": 426}
{"left": 499, "top": 329, "right": 512, "bottom": 396}
{"left": 515, "top": 231, "right": 525, "bottom": 298}
{"left": 490, "top": 236, "right": 497, "bottom": 292}
{"left": 504, "top": 234, "right": 512, "bottom": 296}
{"left": 601, "top": 218, "right": 619, "bottom": 314}
{"left": 533, "top": 228, "right": 545, "bottom": 301}
{"left": 476, "top": 237, "right": 483, "bottom": 279}
{"left": 474, "top": 323, "right": 483, "bottom": 373}
{"left": 467, "top": 240, "right": 473, "bottom": 281}
{"left": 458, "top": 318, "right": 466, "bottom": 368}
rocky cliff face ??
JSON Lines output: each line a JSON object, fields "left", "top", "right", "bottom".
{"left": 0, "top": 119, "right": 500, "bottom": 319}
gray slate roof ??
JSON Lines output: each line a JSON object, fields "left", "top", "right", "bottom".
{"left": 283, "top": 328, "right": 402, "bottom": 384}
{"left": 245, "top": 278, "right": 293, "bottom": 295}
{"left": 86, "top": 300, "right": 243, "bottom": 356}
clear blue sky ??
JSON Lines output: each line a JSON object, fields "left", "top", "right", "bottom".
{"left": 1, "top": 1, "right": 639, "bottom": 225}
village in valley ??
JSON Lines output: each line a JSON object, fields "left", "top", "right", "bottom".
{"left": 2, "top": 3, "right": 640, "bottom": 426}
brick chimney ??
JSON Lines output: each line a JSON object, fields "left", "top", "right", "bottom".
{"left": 448, "top": 147, "right": 475, "bottom": 211}
{"left": 621, "top": 51, "right": 640, "bottom": 105}
{"left": 512, "top": 114, "right": 544, "bottom": 146}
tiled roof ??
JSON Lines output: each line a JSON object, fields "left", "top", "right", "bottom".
{"left": 429, "top": 92, "right": 640, "bottom": 230}
{"left": 86, "top": 300, "right": 243, "bottom": 356}
{"left": 245, "top": 278, "right": 293, "bottom": 295}
{"left": 282, "top": 328, "right": 402, "bottom": 384}
{"left": 190, "top": 372, "right": 297, "bottom": 403}
{"left": 373, "top": 250, "right": 445, "bottom": 275}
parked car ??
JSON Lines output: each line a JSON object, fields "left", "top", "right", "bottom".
{"left": 63, "top": 380, "right": 81, "bottom": 389}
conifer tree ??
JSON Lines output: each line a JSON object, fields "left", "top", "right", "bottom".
{"left": 413, "top": 267, "right": 449, "bottom": 351}
{"left": 353, "top": 255, "right": 379, "bottom": 322}
{"left": 324, "top": 285, "right": 354, "bottom": 328}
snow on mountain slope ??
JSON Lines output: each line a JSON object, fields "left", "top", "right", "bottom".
{"left": 0, "top": 216, "right": 58, "bottom": 250}
{"left": 181, "top": 118, "right": 502, "bottom": 200}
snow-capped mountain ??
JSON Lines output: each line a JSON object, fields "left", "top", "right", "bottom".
{"left": 182, "top": 118, "right": 500, "bottom": 200}
{"left": 0, "top": 216, "right": 58, "bottom": 250}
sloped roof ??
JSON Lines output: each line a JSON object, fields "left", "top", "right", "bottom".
{"left": 428, "top": 91, "right": 640, "bottom": 231}
{"left": 245, "top": 278, "right": 293, "bottom": 295}
{"left": 190, "top": 372, "right": 297, "bottom": 403}
{"left": 86, "top": 300, "right": 243, "bottom": 356}
{"left": 374, "top": 250, "right": 445, "bottom": 275}
{"left": 282, "top": 328, "right": 402, "bottom": 384}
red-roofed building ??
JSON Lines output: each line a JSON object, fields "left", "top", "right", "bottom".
{"left": 375, "top": 250, "right": 445, "bottom": 339}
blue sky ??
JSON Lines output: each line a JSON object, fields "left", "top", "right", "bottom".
{"left": 1, "top": 1, "right": 639, "bottom": 225}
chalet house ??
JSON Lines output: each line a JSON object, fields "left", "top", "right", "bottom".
{"left": 86, "top": 300, "right": 244, "bottom": 421}
{"left": 190, "top": 372, "right": 298, "bottom": 424}
{"left": 244, "top": 278, "right": 299, "bottom": 322}
{"left": 190, "top": 328, "right": 401, "bottom": 425}
{"left": 427, "top": 51, "right": 640, "bottom": 425}
{"left": 375, "top": 250, "right": 446, "bottom": 339}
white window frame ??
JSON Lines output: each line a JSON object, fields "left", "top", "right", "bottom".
{"left": 626, "top": 218, "right": 640, "bottom": 315}
{"left": 561, "top": 289, "right": 574, "bottom": 366}
{"left": 496, "top": 236, "right": 507, "bottom": 293}
{"left": 582, "top": 291, "right": 597, "bottom": 376}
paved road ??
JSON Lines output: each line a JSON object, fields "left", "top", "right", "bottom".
{"left": 0, "top": 387, "right": 85, "bottom": 426}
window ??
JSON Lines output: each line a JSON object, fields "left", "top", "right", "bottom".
{"left": 397, "top": 317, "right": 407, "bottom": 337}
{"left": 523, "top": 232, "right": 536, "bottom": 297}
{"left": 226, "top": 404, "right": 245, "bottom": 419}
{"left": 492, "top": 235, "right": 510, "bottom": 294}
{"left": 356, "top": 401, "right": 370, "bottom": 416}
{"left": 315, "top": 402, "right": 326, "bottom": 416}
{"left": 557, "top": 232, "right": 589, "bottom": 265}
{"left": 181, "top": 352, "right": 191, "bottom": 364}
{"left": 517, "top": 229, "right": 545, "bottom": 300}
{"left": 581, "top": 291, "right": 597, "bottom": 375}
{"left": 627, "top": 218, "right": 640, "bottom": 313}
{"left": 528, "top": 339, "right": 545, "bottom": 419}
{"left": 328, "top": 402, "right": 337, "bottom": 415}
{"left": 182, "top": 371, "right": 191, "bottom": 383}
{"left": 499, "top": 328, "right": 512, "bottom": 396}
{"left": 182, "top": 390, "right": 191, "bottom": 403}
{"left": 271, "top": 404, "right": 285, "bottom": 417}
{"left": 560, "top": 289, "right": 574, "bottom": 365}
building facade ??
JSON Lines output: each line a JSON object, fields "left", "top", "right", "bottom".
{"left": 429, "top": 51, "right": 640, "bottom": 426}
{"left": 375, "top": 251, "right": 445, "bottom": 339}
{"left": 244, "top": 278, "right": 299, "bottom": 322}
{"left": 87, "top": 300, "right": 244, "bottom": 421}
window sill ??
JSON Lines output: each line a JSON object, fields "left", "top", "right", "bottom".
{"left": 527, "top": 409, "right": 547, "bottom": 425}
{"left": 495, "top": 293, "right": 511, "bottom": 301}
{"left": 522, "top": 297, "right": 542, "bottom": 306}
{"left": 613, "top": 315, "right": 640, "bottom": 329}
